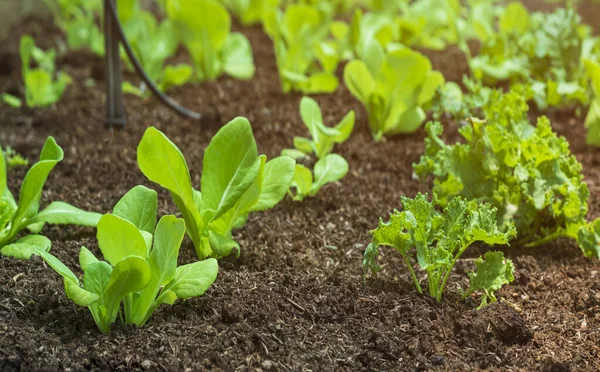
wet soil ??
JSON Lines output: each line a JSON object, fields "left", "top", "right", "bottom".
{"left": 1, "top": 2, "right": 600, "bottom": 371}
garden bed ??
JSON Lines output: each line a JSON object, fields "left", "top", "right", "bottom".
{"left": 1, "top": 2, "right": 600, "bottom": 371}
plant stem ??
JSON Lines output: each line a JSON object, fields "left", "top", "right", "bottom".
{"left": 402, "top": 254, "right": 422, "bottom": 294}
{"left": 525, "top": 231, "right": 570, "bottom": 248}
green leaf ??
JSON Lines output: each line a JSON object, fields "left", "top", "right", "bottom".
{"left": 201, "top": 117, "right": 260, "bottom": 220}
{"left": 208, "top": 230, "right": 240, "bottom": 258}
{"left": 103, "top": 256, "right": 151, "bottom": 319}
{"left": 148, "top": 216, "right": 185, "bottom": 286}
{"left": 33, "top": 245, "right": 79, "bottom": 283}
{"left": 464, "top": 251, "right": 514, "bottom": 309}
{"left": 1, "top": 93, "right": 22, "bottom": 108}
{"left": 96, "top": 214, "right": 147, "bottom": 267}
{"left": 371, "top": 211, "right": 411, "bottom": 254}
{"left": 222, "top": 33, "right": 255, "bottom": 79}
{"left": 311, "top": 154, "right": 349, "bottom": 195}
{"left": 11, "top": 137, "right": 63, "bottom": 234}
{"left": 137, "top": 127, "right": 203, "bottom": 249}
{"left": 333, "top": 111, "right": 355, "bottom": 143}
{"left": 281, "top": 149, "right": 310, "bottom": 160}
{"left": 300, "top": 96, "right": 323, "bottom": 136}
{"left": 293, "top": 137, "right": 314, "bottom": 154}
{"left": 65, "top": 278, "right": 99, "bottom": 307}
{"left": 302, "top": 72, "right": 338, "bottom": 94}
{"left": 0, "top": 145, "right": 6, "bottom": 200}
{"left": 113, "top": 186, "right": 158, "bottom": 233}
{"left": 131, "top": 215, "right": 186, "bottom": 326}
{"left": 577, "top": 219, "right": 600, "bottom": 258}
{"left": 167, "top": 258, "right": 218, "bottom": 299}
{"left": 161, "top": 64, "right": 193, "bottom": 92}
{"left": 0, "top": 235, "right": 51, "bottom": 260}
{"left": 499, "top": 2, "right": 530, "bottom": 35}
{"left": 291, "top": 164, "right": 313, "bottom": 201}
{"left": 79, "top": 246, "right": 99, "bottom": 272}
{"left": 27, "top": 201, "right": 101, "bottom": 227}
{"left": 251, "top": 156, "right": 296, "bottom": 212}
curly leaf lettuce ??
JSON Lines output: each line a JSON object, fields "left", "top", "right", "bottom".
{"left": 364, "top": 193, "right": 515, "bottom": 305}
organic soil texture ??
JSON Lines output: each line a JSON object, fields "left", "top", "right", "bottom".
{"left": 1, "top": 2, "right": 600, "bottom": 372}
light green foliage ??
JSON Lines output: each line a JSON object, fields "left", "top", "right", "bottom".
{"left": 431, "top": 77, "right": 499, "bottom": 121}
{"left": 344, "top": 43, "right": 444, "bottom": 141}
{"left": 2, "top": 147, "right": 28, "bottom": 169}
{"left": 414, "top": 91, "right": 600, "bottom": 258}
{"left": 0, "top": 138, "right": 101, "bottom": 259}
{"left": 395, "top": 0, "right": 462, "bottom": 51}
{"left": 165, "top": 0, "right": 255, "bottom": 82}
{"left": 137, "top": 118, "right": 295, "bottom": 259}
{"left": 462, "top": 251, "right": 514, "bottom": 310}
{"left": 44, "top": 0, "right": 104, "bottom": 56}
{"left": 1, "top": 94, "right": 22, "bottom": 108}
{"left": 20, "top": 35, "right": 72, "bottom": 108}
{"left": 364, "top": 194, "right": 515, "bottom": 305}
{"left": 35, "top": 186, "right": 219, "bottom": 334}
{"left": 282, "top": 97, "right": 354, "bottom": 160}
{"left": 221, "top": 0, "right": 280, "bottom": 25}
{"left": 469, "top": 5, "right": 592, "bottom": 108}
{"left": 119, "top": 1, "right": 192, "bottom": 94}
{"left": 264, "top": 3, "right": 339, "bottom": 93}
{"left": 289, "top": 154, "right": 348, "bottom": 201}
{"left": 584, "top": 59, "right": 600, "bottom": 146}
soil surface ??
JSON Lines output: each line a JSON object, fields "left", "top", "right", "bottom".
{"left": 2, "top": 2, "right": 600, "bottom": 371}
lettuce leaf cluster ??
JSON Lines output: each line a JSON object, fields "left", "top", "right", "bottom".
{"left": 415, "top": 91, "right": 600, "bottom": 258}
{"left": 364, "top": 193, "right": 515, "bottom": 306}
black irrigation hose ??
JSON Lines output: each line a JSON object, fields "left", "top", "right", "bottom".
{"left": 105, "top": 0, "right": 201, "bottom": 120}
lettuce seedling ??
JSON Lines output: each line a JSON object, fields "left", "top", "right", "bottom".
{"left": 20, "top": 35, "right": 72, "bottom": 108}
{"left": 469, "top": 5, "right": 590, "bottom": 108}
{"left": 344, "top": 43, "right": 444, "bottom": 141}
{"left": 364, "top": 193, "right": 515, "bottom": 304}
{"left": 282, "top": 97, "right": 354, "bottom": 160}
{"left": 289, "top": 154, "right": 348, "bottom": 201}
{"left": 0, "top": 137, "right": 101, "bottom": 259}
{"left": 165, "top": 0, "right": 255, "bottom": 82}
{"left": 414, "top": 90, "right": 600, "bottom": 258}
{"left": 44, "top": 0, "right": 104, "bottom": 56}
{"left": 264, "top": 3, "right": 339, "bottom": 94}
{"left": 34, "top": 186, "right": 218, "bottom": 334}
{"left": 137, "top": 118, "right": 295, "bottom": 260}
{"left": 118, "top": 1, "right": 192, "bottom": 94}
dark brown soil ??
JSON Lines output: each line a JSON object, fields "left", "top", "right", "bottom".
{"left": 1, "top": 2, "right": 600, "bottom": 371}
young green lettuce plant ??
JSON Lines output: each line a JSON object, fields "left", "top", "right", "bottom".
{"left": 414, "top": 90, "right": 600, "bottom": 258}
{"left": 137, "top": 118, "right": 295, "bottom": 260}
{"left": 0, "top": 137, "right": 101, "bottom": 259}
{"left": 364, "top": 193, "right": 515, "bottom": 307}
{"left": 43, "top": 0, "right": 104, "bottom": 56}
{"left": 344, "top": 43, "right": 444, "bottom": 141}
{"left": 34, "top": 186, "right": 218, "bottom": 334}
{"left": 165, "top": 0, "right": 255, "bottom": 82}
{"left": 20, "top": 35, "right": 72, "bottom": 108}
{"left": 289, "top": 153, "right": 348, "bottom": 201}
{"left": 282, "top": 96, "right": 354, "bottom": 160}
{"left": 118, "top": 0, "right": 192, "bottom": 95}
{"left": 264, "top": 3, "right": 340, "bottom": 93}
